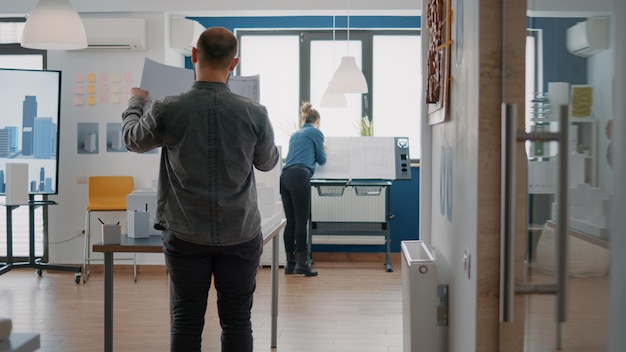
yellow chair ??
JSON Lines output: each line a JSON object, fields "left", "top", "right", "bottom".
{"left": 83, "top": 176, "right": 135, "bottom": 283}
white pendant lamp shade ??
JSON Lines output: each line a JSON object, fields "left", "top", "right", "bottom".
{"left": 21, "top": 0, "right": 87, "bottom": 50}
{"left": 327, "top": 56, "right": 368, "bottom": 94}
{"left": 320, "top": 84, "right": 347, "bottom": 107}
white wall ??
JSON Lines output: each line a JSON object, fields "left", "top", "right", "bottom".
{"left": 45, "top": 12, "right": 172, "bottom": 265}
{"left": 420, "top": 0, "right": 481, "bottom": 349}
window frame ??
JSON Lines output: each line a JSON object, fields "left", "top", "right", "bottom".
{"left": 236, "top": 28, "right": 421, "bottom": 162}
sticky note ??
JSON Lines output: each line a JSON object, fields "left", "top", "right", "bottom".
{"left": 87, "top": 96, "right": 97, "bottom": 106}
{"left": 86, "top": 85, "right": 97, "bottom": 94}
{"left": 74, "top": 85, "right": 84, "bottom": 94}
{"left": 74, "top": 96, "right": 83, "bottom": 106}
{"left": 87, "top": 73, "right": 97, "bottom": 83}
{"left": 111, "top": 73, "right": 121, "bottom": 82}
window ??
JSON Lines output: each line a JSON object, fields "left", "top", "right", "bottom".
{"left": 237, "top": 29, "right": 421, "bottom": 159}
{"left": 239, "top": 34, "right": 300, "bottom": 157}
{"left": 0, "top": 18, "right": 48, "bottom": 260}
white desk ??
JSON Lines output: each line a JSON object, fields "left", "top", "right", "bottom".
{"left": 93, "top": 219, "right": 286, "bottom": 352}
{"left": 0, "top": 333, "right": 40, "bottom": 352}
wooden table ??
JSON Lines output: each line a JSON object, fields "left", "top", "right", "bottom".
{"left": 0, "top": 333, "right": 40, "bottom": 352}
{"left": 93, "top": 219, "right": 286, "bottom": 352}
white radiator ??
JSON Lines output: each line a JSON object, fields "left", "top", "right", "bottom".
{"left": 401, "top": 240, "right": 439, "bottom": 352}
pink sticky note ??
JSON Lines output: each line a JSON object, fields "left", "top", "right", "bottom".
{"left": 100, "top": 94, "right": 109, "bottom": 104}
{"left": 74, "top": 95, "right": 83, "bottom": 106}
{"left": 100, "top": 73, "right": 109, "bottom": 82}
{"left": 74, "top": 85, "right": 84, "bottom": 94}
{"left": 74, "top": 73, "right": 84, "bottom": 83}
{"left": 123, "top": 72, "right": 133, "bottom": 83}
{"left": 100, "top": 84, "right": 109, "bottom": 93}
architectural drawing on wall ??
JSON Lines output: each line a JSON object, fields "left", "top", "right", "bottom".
{"left": 77, "top": 122, "right": 99, "bottom": 154}
{"left": 106, "top": 123, "right": 127, "bottom": 152}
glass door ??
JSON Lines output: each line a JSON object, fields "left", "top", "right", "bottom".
{"left": 502, "top": 0, "right": 621, "bottom": 350}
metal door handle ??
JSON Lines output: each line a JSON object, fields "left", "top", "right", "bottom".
{"left": 500, "top": 103, "right": 569, "bottom": 331}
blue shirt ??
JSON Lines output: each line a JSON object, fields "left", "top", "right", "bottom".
{"left": 283, "top": 123, "right": 326, "bottom": 175}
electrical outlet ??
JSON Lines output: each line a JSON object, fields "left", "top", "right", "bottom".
{"left": 463, "top": 248, "right": 471, "bottom": 280}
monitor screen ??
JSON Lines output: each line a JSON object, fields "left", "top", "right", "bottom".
{"left": 0, "top": 68, "right": 61, "bottom": 195}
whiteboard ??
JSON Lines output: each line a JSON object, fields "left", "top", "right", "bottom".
{"left": 312, "top": 137, "right": 398, "bottom": 180}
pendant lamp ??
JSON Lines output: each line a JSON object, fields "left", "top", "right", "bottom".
{"left": 321, "top": 83, "right": 348, "bottom": 107}
{"left": 327, "top": 0, "right": 368, "bottom": 94}
{"left": 21, "top": 0, "right": 87, "bottom": 50}
{"left": 327, "top": 56, "right": 368, "bottom": 93}
{"left": 320, "top": 16, "right": 347, "bottom": 108}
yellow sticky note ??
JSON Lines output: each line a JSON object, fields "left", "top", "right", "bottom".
{"left": 86, "top": 84, "right": 97, "bottom": 94}
{"left": 111, "top": 94, "right": 120, "bottom": 104}
{"left": 87, "top": 73, "right": 97, "bottom": 83}
{"left": 111, "top": 73, "right": 121, "bottom": 82}
{"left": 87, "top": 96, "right": 97, "bottom": 106}
{"left": 110, "top": 84, "right": 121, "bottom": 93}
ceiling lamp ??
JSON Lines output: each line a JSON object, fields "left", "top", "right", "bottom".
{"left": 21, "top": 0, "right": 87, "bottom": 50}
{"left": 320, "top": 83, "right": 347, "bottom": 107}
{"left": 320, "top": 16, "right": 347, "bottom": 108}
{"left": 327, "top": 0, "right": 368, "bottom": 94}
{"left": 327, "top": 56, "right": 368, "bottom": 93}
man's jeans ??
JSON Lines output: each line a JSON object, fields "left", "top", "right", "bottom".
{"left": 162, "top": 230, "right": 262, "bottom": 352}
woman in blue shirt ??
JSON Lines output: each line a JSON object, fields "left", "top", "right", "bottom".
{"left": 280, "top": 102, "right": 327, "bottom": 276}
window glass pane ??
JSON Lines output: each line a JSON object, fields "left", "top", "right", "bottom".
{"left": 0, "top": 55, "right": 43, "bottom": 69}
{"left": 311, "top": 40, "right": 363, "bottom": 138}
{"left": 0, "top": 22, "right": 25, "bottom": 44}
{"left": 239, "top": 35, "right": 299, "bottom": 157}
{"left": 372, "top": 35, "right": 421, "bottom": 159}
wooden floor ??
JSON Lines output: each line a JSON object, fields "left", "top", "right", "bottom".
{"left": 523, "top": 270, "right": 609, "bottom": 352}
{"left": 0, "top": 255, "right": 404, "bottom": 352}
{"left": 0, "top": 255, "right": 609, "bottom": 352}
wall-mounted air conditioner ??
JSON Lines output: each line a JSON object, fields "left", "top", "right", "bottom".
{"left": 80, "top": 18, "right": 146, "bottom": 51}
{"left": 566, "top": 17, "right": 609, "bottom": 58}
{"left": 170, "top": 17, "right": 205, "bottom": 56}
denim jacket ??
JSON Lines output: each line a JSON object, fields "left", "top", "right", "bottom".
{"left": 122, "top": 81, "right": 279, "bottom": 246}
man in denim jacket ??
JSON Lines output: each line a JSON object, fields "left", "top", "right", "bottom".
{"left": 122, "top": 27, "right": 279, "bottom": 352}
